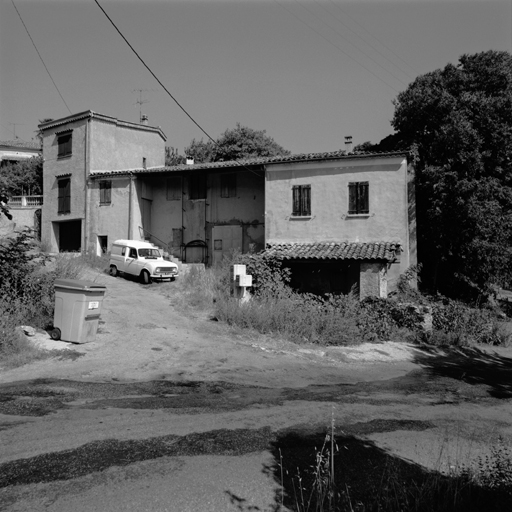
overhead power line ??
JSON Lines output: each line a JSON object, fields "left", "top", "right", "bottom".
{"left": 11, "top": 0, "right": 72, "bottom": 115}
{"left": 93, "top": 0, "right": 217, "bottom": 146}
{"left": 93, "top": 0, "right": 265, "bottom": 178}
{"left": 273, "top": 0, "right": 401, "bottom": 93}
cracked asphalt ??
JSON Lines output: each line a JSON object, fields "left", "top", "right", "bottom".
{"left": 1, "top": 270, "right": 512, "bottom": 511}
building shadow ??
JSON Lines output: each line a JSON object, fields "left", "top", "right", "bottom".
{"left": 413, "top": 346, "right": 512, "bottom": 399}
{"left": 264, "top": 430, "right": 511, "bottom": 512}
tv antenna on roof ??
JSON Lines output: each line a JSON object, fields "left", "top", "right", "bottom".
{"left": 133, "top": 89, "right": 155, "bottom": 124}
{"left": 10, "top": 123, "right": 24, "bottom": 139}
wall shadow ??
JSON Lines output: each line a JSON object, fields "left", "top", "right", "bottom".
{"left": 413, "top": 346, "right": 512, "bottom": 399}
{"left": 264, "top": 430, "right": 511, "bottom": 512}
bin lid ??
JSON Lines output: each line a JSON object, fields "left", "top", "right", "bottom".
{"left": 54, "top": 279, "right": 107, "bottom": 291}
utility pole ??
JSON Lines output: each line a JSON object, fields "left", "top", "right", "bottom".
{"left": 133, "top": 89, "right": 150, "bottom": 124}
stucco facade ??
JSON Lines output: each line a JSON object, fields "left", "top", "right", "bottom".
{"left": 40, "top": 111, "right": 166, "bottom": 253}
{"left": 90, "top": 166, "right": 265, "bottom": 265}
{"left": 264, "top": 153, "right": 416, "bottom": 295}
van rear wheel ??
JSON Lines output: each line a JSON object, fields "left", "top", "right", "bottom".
{"left": 109, "top": 265, "right": 118, "bottom": 277}
{"left": 141, "top": 270, "right": 151, "bottom": 285}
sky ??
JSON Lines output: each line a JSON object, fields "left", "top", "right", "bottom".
{"left": 0, "top": 0, "right": 511, "bottom": 155}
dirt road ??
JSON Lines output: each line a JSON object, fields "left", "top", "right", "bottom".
{"left": 1, "top": 271, "right": 512, "bottom": 511}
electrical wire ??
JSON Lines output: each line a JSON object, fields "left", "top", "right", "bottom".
{"left": 93, "top": 0, "right": 265, "bottom": 178}
{"left": 273, "top": 0, "right": 401, "bottom": 93}
{"left": 10, "top": 0, "right": 72, "bottom": 115}
{"left": 327, "top": 0, "right": 420, "bottom": 77}
{"left": 315, "top": 0, "right": 417, "bottom": 81}
{"left": 93, "top": 0, "right": 217, "bottom": 146}
{"left": 291, "top": 0, "right": 410, "bottom": 86}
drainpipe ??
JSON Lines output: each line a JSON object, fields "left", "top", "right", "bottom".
{"left": 84, "top": 118, "right": 91, "bottom": 254}
{"left": 128, "top": 174, "right": 134, "bottom": 239}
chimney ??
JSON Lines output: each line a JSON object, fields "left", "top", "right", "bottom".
{"left": 141, "top": 114, "right": 149, "bottom": 126}
{"left": 186, "top": 158, "right": 194, "bottom": 165}
{"left": 345, "top": 135, "right": 353, "bottom": 153}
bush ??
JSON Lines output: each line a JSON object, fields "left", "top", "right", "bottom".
{"left": 0, "top": 231, "right": 87, "bottom": 359}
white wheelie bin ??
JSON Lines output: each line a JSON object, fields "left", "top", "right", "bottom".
{"left": 51, "top": 279, "right": 106, "bottom": 343}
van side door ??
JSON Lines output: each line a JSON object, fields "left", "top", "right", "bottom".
{"left": 125, "top": 247, "right": 139, "bottom": 276}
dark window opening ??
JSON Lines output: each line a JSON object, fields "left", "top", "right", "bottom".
{"left": 189, "top": 173, "right": 206, "bottom": 200}
{"left": 166, "top": 177, "right": 182, "bottom": 201}
{"left": 142, "top": 157, "right": 147, "bottom": 169}
{"left": 98, "top": 235, "right": 108, "bottom": 254}
{"left": 292, "top": 185, "right": 311, "bottom": 216}
{"left": 348, "top": 182, "right": 369, "bottom": 214}
{"left": 57, "top": 132, "right": 72, "bottom": 158}
{"left": 58, "top": 178, "right": 71, "bottom": 214}
{"left": 220, "top": 173, "right": 237, "bottom": 198}
{"left": 99, "top": 181, "right": 111, "bottom": 205}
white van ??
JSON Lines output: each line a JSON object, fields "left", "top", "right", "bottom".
{"left": 109, "top": 240, "right": 179, "bottom": 284}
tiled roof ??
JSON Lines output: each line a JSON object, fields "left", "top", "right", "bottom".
{"left": 0, "top": 140, "right": 41, "bottom": 150}
{"left": 265, "top": 242, "right": 401, "bottom": 262}
{"left": 89, "top": 150, "right": 407, "bottom": 178}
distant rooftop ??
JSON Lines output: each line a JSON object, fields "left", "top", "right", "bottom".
{"left": 0, "top": 140, "right": 41, "bottom": 151}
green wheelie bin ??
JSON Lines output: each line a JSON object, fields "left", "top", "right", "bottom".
{"left": 51, "top": 279, "right": 107, "bottom": 343}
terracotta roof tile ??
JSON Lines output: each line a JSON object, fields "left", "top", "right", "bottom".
{"left": 89, "top": 150, "right": 407, "bottom": 178}
{"left": 0, "top": 140, "right": 41, "bottom": 150}
{"left": 265, "top": 242, "right": 401, "bottom": 262}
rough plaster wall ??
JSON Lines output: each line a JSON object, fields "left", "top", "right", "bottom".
{"left": 41, "top": 119, "right": 87, "bottom": 252}
{"left": 88, "top": 178, "right": 131, "bottom": 251}
{"left": 0, "top": 207, "right": 39, "bottom": 235}
{"left": 90, "top": 121, "right": 165, "bottom": 171}
{"left": 360, "top": 262, "right": 383, "bottom": 299}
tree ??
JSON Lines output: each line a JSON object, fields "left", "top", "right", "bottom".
{"left": 184, "top": 123, "right": 290, "bottom": 163}
{"left": 391, "top": 50, "right": 512, "bottom": 299}
{"left": 0, "top": 155, "right": 43, "bottom": 196}
{"left": 165, "top": 146, "right": 186, "bottom": 166}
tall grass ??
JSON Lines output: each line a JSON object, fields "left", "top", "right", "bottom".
{"left": 0, "top": 230, "right": 101, "bottom": 365}
{"left": 162, "top": 253, "right": 510, "bottom": 348}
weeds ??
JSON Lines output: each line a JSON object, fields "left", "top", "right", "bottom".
{"left": 278, "top": 426, "right": 512, "bottom": 512}
{"left": 0, "top": 230, "right": 96, "bottom": 366}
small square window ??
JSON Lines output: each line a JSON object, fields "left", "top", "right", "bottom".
{"left": 57, "top": 178, "right": 71, "bottom": 214}
{"left": 166, "top": 177, "right": 182, "bottom": 201}
{"left": 348, "top": 182, "right": 369, "bottom": 214}
{"left": 189, "top": 173, "right": 206, "bottom": 200}
{"left": 99, "top": 181, "right": 112, "bottom": 205}
{"left": 292, "top": 185, "right": 311, "bottom": 216}
{"left": 214, "top": 239, "right": 222, "bottom": 251}
{"left": 57, "top": 132, "right": 72, "bottom": 158}
{"left": 220, "top": 173, "right": 236, "bottom": 198}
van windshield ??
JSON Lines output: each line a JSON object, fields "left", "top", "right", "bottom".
{"left": 138, "top": 248, "right": 161, "bottom": 258}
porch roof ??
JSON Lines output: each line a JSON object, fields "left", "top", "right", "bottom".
{"left": 264, "top": 242, "right": 401, "bottom": 262}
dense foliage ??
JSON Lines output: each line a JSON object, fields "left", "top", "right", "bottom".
{"left": 0, "top": 155, "right": 43, "bottom": 196}
{"left": 390, "top": 50, "right": 512, "bottom": 299}
{"left": 184, "top": 123, "right": 290, "bottom": 163}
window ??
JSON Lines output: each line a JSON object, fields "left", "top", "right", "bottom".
{"left": 98, "top": 236, "right": 108, "bottom": 255}
{"left": 220, "top": 173, "right": 237, "bottom": 198}
{"left": 57, "top": 178, "right": 71, "bottom": 214}
{"left": 142, "top": 157, "right": 147, "bottom": 169}
{"left": 292, "top": 185, "right": 311, "bottom": 216}
{"left": 57, "top": 132, "right": 72, "bottom": 158}
{"left": 129, "top": 248, "right": 137, "bottom": 259}
{"left": 99, "top": 181, "right": 111, "bottom": 205}
{"left": 189, "top": 173, "right": 206, "bottom": 200}
{"left": 348, "top": 182, "right": 369, "bottom": 215}
{"left": 166, "top": 177, "right": 182, "bottom": 201}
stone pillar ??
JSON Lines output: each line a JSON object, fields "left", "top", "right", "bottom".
{"left": 360, "top": 262, "right": 387, "bottom": 299}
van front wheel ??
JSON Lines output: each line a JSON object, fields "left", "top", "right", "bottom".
{"left": 110, "top": 265, "right": 118, "bottom": 277}
{"left": 141, "top": 270, "right": 151, "bottom": 285}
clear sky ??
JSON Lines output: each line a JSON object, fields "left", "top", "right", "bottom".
{"left": 0, "top": 0, "right": 511, "bottom": 155}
